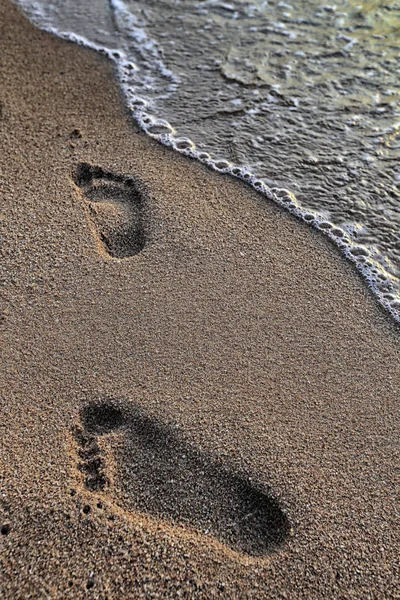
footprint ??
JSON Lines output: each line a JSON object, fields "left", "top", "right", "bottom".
{"left": 74, "top": 163, "right": 147, "bottom": 258}
{"left": 73, "top": 400, "right": 290, "bottom": 557}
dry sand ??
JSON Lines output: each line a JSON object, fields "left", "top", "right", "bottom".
{"left": 0, "top": 1, "right": 399, "bottom": 597}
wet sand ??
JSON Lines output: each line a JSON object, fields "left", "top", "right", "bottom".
{"left": 0, "top": 1, "right": 399, "bottom": 598}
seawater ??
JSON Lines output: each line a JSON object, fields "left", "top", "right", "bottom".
{"left": 14, "top": 0, "right": 400, "bottom": 321}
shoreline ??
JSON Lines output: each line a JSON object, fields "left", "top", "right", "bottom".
{"left": 15, "top": 0, "right": 400, "bottom": 325}
{"left": 14, "top": 0, "right": 400, "bottom": 325}
{"left": 1, "top": 1, "right": 399, "bottom": 598}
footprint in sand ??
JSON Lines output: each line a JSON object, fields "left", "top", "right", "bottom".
{"left": 73, "top": 400, "right": 290, "bottom": 557}
{"left": 74, "top": 163, "right": 147, "bottom": 258}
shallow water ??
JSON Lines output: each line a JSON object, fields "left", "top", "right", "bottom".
{"left": 14, "top": 0, "right": 400, "bottom": 320}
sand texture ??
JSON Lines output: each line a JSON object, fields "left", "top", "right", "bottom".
{"left": 0, "top": 1, "right": 399, "bottom": 598}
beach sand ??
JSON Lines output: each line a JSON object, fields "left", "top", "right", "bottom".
{"left": 1, "top": 1, "right": 399, "bottom": 597}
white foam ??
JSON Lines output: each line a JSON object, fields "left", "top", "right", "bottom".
{"left": 110, "top": 0, "right": 180, "bottom": 84}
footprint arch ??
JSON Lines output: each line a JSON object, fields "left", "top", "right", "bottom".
{"left": 74, "top": 163, "right": 148, "bottom": 259}
{"left": 73, "top": 399, "right": 291, "bottom": 557}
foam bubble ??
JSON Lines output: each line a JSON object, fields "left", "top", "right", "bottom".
{"left": 253, "top": 180, "right": 264, "bottom": 190}
{"left": 242, "top": 172, "right": 253, "bottom": 181}
{"left": 128, "top": 96, "right": 147, "bottom": 107}
{"left": 231, "top": 167, "right": 243, "bottom": 176}
{"left": 173, "top": 137, "right": 196, "bottom": 150}
{"left": 330, "top": 228, "right": 345, "bottom": 238}
{"left": 146, "top": 119, "right": 175, "bottom": 135}
{"left": 214, "top": 160, "right": 231, "bottom": 171}
{"left": 349, "top": 246, "right": 370, "bottom": 258}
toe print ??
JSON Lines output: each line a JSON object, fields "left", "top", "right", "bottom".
{"left": 73, "top": 425, "right": 109, "bottom": 492}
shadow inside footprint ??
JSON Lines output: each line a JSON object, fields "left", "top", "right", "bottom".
{"left": 77, "top": 400, "right": 290, "bottom": 556}
{"left": 75, "top": 163, "right": 147, "bottom": 258}
{"left": 82, "top": 402, "right": 126, "bottom": 435}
